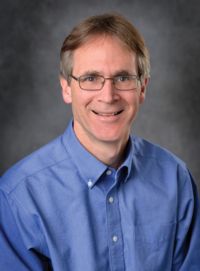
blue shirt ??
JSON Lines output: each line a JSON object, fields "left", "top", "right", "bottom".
{"left": 0, "top": 121, "right": 200, "bottom": 271}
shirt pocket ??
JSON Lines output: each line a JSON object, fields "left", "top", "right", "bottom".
{"left": 134, "top": 221, "right": 176, "bottom": 269}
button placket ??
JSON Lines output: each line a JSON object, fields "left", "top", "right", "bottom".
{"left": 112, "top": 235, "right": 118, "bottom": 242}
{"left": 106, "top": 187, "right": 125, "bottom": 270}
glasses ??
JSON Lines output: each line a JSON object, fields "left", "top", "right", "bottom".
{"left": 70, "top": 74, "right": 140, "bottom": 91}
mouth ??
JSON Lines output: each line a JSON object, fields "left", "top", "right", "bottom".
{"left": 92, "top": 110, "right": 124, "bottom": 116}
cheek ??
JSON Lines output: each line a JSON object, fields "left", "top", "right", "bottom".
{"left": 126, "top": 97, "right": 141, "bottom": 119}
{"left": 71, "top": 93, "right": 90, "bottom": 116}
{"left": 73, "top": 92, "right": 96, "bottom": 108}
{"left": 126, "top": 93, "right": 140, "bottom": 107}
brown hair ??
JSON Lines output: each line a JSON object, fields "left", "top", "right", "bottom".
{"left": 60, "top": 13, "right": 150, "bottom": 82}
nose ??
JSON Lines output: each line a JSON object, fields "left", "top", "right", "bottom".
{"left": 98, "top": 79, "right": 119, "bottom": 103}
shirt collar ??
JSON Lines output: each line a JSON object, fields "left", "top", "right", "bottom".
{"left": 62, "top": 120, "right": 107, "bottom": 188}
{"left": 117, "top": 137, "right": 133, "bottom": 182}
{"left": 62, "top": 120, "right": 134, "bottom": 188}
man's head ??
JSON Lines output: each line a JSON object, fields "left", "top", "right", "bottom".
{"left": 60, "top": 13, "right": 150, "bottom": 83}
{"left": 60, "top": 13, "right": 150, "bottom": 167}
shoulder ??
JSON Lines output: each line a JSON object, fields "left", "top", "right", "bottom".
{"left": 130, "top": 136, "right": 196, "bottom": 198}
{"left": 131, "top": 135, "right": 186, "bottom": 168}
{"left": 130, "top": 135, "right": 191, "bottom": 186}
{"left": 0, "top": 133, "right": 69, "bottom": 194}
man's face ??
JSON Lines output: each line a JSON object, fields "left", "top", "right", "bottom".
{"left": 61, "top": 35, "right": 147, "bottom": 151}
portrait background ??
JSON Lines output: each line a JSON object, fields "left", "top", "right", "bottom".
{"left": 1, "top": 0, "right": 200, "bottom": 191}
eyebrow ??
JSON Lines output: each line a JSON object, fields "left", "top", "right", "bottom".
{"left": 81, "top": 69, "right": 135, "bottom": 77}
{"left": 113, "top": 70, "right": 133, "bottom": 76}
{"left": 81, "top": 70, "right": 102, "bottom": 76}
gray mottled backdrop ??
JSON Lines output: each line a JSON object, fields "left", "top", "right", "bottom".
{"left": 1, "top": 0, "right": 200, "bottom": 191}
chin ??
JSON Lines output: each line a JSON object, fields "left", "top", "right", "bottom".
{"left": 93, "top": 131, "right": 126, "bottom": 144}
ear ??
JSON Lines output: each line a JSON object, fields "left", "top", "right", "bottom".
{"left": 60, "top": 75, "right": 72, "bottom": 104}
{"left": 139, "top": 77, "right": 149, "bottom": 104}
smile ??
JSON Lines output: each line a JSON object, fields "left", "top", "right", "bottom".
{"left": 92, "top": 110, "right": 123, "bottom": 116}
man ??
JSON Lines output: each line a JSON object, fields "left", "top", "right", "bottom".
{"left": 0, "top": 13, "right": 200, "bottom": 271}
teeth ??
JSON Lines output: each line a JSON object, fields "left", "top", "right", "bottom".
{"left": 101, "top": 112, "right": 116, "bottom": 116}
{"left": 94, "top": 111, "right": 122, "bottom": 116}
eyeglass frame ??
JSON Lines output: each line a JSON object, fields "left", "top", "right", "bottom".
{"left": 69, "top": 74, "right": 141, "bottom": 91}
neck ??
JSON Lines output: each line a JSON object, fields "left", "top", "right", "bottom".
{"left": 93, "top": 141, "right": 128, "bottom": 168}
{"left": 75, "top": 133, "right": 129, "bottom": 169}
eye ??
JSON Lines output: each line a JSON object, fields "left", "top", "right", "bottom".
{"left": 81, "top": 75, "right": 98, "bottom": 82}
{"left": 115, "top": 75, "right": 131, "bottom": 82}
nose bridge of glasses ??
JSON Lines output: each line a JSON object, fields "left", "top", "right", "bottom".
{"left": 102, "top": 77, "right": 116, "bottom": 88}
{"left": 98, "top": 77, "right": 120, "bottom": 103}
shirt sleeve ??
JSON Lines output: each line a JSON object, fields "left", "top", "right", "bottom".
{"left": 0, "top": 189, "right": 51, "bottom": 271}
{"left": 172, "top": 169, "right": 200, "bottom": 270}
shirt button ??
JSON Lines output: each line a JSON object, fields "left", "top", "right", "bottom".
{"left": 106, "top": 169, "right": 112, "bottom": 176}
{"left": 112, "top": 235, "right": 118, "bottom": 242}
{"left": 108, "top": 196, "right": 114, "bottom": 203}
{"left": 87, "top": 179, "right": 93, "bottom": 188}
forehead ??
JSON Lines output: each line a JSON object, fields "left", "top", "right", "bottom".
{"left": 72, "top": 35, "right": 137, "bottom": 74}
